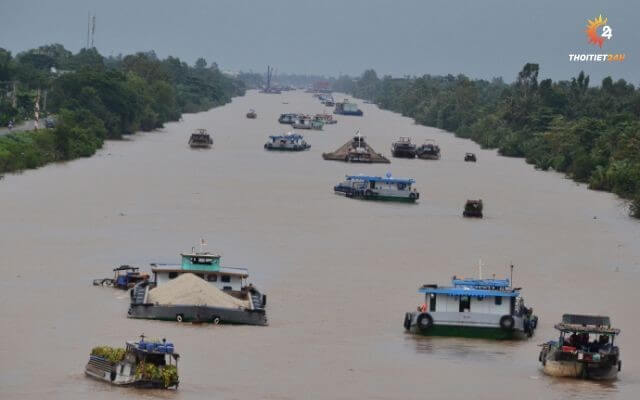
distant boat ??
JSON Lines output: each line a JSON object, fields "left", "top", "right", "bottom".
{"left": 391, "top": 137, "right": 417, "bottom": 158}
{"left": 264, "top": 133, "right": 310, "bottom": 151}
{"left": 188, "top": 129, "right": 213, "bottom": 148}
{"left": 246, "top": 109, "right": 257, "bottom": 119}
{"left": 334, "top": 173, "right": 419, "bottom": 202}
{"left": 416, "top": 139, "right": 441, "bottom": 160}
{"left": 334, "top": 100, "right": 363, "bottom": 116}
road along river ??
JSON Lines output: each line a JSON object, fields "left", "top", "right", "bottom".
{"left": 1, "top": 90, "right": 639, "bottom": 400}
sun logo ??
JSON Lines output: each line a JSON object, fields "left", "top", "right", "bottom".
{"left": 585, "top": 14, "right": 612, "bottom": 48}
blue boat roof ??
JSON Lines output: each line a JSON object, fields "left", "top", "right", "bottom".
{"left": 452, "top": 278, "right": 510, "bottom": 288}
{"left": 345, "top": 174, "right": 415, "bottom": 184}
{"left": 418, "top": 287, "right": 519, "bottom": 298}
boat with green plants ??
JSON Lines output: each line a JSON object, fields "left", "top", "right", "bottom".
{"left": 403, "top": 273, "right": 538, "bottom": 339}
{"left": 85, "top": 335, "right": 179, "bottom": 389}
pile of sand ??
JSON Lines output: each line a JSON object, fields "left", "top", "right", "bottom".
{"left": 148, "top": 273, "right": 249, "bottom": 309}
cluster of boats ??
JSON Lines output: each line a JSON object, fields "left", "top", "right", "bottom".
{"left": 391, "top": 137, "right": 441, "bottom": 159}
{"left": 91, "top": 91, "right": 621, "bottom": 391}
{"left": 404, "top": 273, "right": 622, "bottom": 380}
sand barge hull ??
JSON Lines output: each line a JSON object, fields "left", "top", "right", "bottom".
{"left": 128, "top": 303, "right": 267, "bottom": 326}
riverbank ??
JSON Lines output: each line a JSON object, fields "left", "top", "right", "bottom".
{"left": 334, "top": 66, "right": 640, "bottom": 219}
{"left": 0, "top": 45, "right": 245, "bottom": 177}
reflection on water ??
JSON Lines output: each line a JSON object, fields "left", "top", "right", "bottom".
{"left": 405, "top": 333, "right": 513, "bottom": 363}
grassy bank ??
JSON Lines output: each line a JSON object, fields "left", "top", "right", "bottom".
{"left": 0, "top": 45, "right": 245, "bottom": 176}
{"left": 334, "top": 65, "right": 640, "bottom": 218}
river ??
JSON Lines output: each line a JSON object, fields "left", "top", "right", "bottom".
{"left": 1, "top": 90, "right": 639, "bottom": 400}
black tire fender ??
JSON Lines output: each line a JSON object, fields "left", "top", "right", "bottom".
{"left": 499, "top": 315, "right": 515, "bottom": 330}
{"left": 416, "top": 313, "right": 433, "bottom": 332}
{"left": 176, "top": 314, "right": 184, "bottom": 323}
{"left": 403, "top": 312, "right": 412, "bottom": 330}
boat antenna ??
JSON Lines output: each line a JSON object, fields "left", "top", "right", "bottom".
{"left": 510, "top": 264, "right": 514, "bottom": 288}
{"left": 200, "top": 238, "right": 207, "bottom": 253}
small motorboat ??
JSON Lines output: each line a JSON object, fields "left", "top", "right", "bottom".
{"left": 464, "top": 152, "right": 477, "bottom": 162}
{"left": 463, "top": 199, "right": 483, "bottom": 218}
{"left": 246, "top": 109, "right": 257, "bottom": 119}
{"left": 539, "top": 314, "right": 621, "bottom": 380}
{"left": 416, "top": 140, "right": 441, "bottom": 160}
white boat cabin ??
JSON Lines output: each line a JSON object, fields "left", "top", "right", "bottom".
{"left": 151, "top": 252, "right": 248, "bottom": 291}
{"left": 419, "top": 278, "right": 518, "bottom": 316}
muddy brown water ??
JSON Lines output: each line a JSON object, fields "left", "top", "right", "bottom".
{"left": 1, "top": 90, "right": 639, "bottom": 400}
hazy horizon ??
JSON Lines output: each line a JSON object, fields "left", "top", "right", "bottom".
{"left": 0, "top": 0, "right": 637, "bottom": 84}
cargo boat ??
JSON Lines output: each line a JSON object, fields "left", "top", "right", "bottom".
{"left": 404, "top": 275, "right": 538, "bottom": 339}
{"left": 85, "top": 336, "right": 179, "bottom": 389}
{"left": 334, "top": 173, "right": 419, "bottom": 202}
{"left": 539, "top": 314, "right": 621, "bottom": 380}
{"left": 391, "top": 137, "right": 417, "bottom": 158}
{"left": 188, "top": 129, "right": 213, "bottom": 148}
{"left": 416, "top": 139, "right": 441, "bottom": 160}
{"left": 128, "top": 249, "right": 267, "bottom": 326}
{"left": 264, "top": 133, "right": 310, "bottom": 151}
{"left": 322, "top": 132, "right": 390, "bottom": 163}
{"left": 334, "top": 100, "right": 363, "bottom": 116}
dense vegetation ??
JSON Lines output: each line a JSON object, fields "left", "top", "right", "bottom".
{"left": 0, "top": 44, "right": 244, "bottom": 174}
{"left": 334, "top": 65, "right": 640, "bottom": 218}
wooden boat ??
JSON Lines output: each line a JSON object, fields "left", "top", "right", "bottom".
{"left": 539, "top": 314, "right": 621, "bottom": 380}
{"left": 391, "top": 137, "right": 417, "bottom": 158}
{"left": 85, "top": 336, "right": 179, "bottom": 389}
{"left": 416, "top": 139, "right": 441, "bottom": 160}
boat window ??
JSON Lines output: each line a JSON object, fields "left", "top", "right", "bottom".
{"left": 169, "top": 272, "right": 178, "bottom": 279}
{"left": 223, "top": 286, "right": 232, "bottom": 291}
{"left": 221, "top": 275, "right": 231, "bottom": 283}
{"left": 495, "top": 296, "right": 502, "bottom": 305}
{"left": 207, "top": 274, "right": 218, "bottom": 282}
{"left": 369, "top": 181, "right": 375, "bottom": 189}
{"left": 398, "top": 183, "right": 406, "bottom": 190}
{"left": 429, "top": 294, "right": 436, "bottom": 312}
{"left": 459, "top": 296, "right": 471, "bottom": 312}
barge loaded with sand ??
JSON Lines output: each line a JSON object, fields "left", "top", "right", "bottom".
{"left": 128, "top": 249, "right": 267, "bottom": 325}
{"left": 85, "top": 336, "right": 179, "bottom": 389}
{"left": 322, "top": 132, "right": 389, "bottom": 163}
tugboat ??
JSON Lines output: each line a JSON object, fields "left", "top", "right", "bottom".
{"left": 464, "top": 152, "right": 477, "bottom": 162}
{"left": 264, "top": 133, "right": 310, "bottom": 151}
{"left": 334, "top": 173, "right": 419, "bottom": 202}
{"left": 85, "top": 335, "right": 179, "bottom": 389}
{"left": 391, "top": 137, "right": 417, "bottom": 158}
{"left": 334, "top": 100, "right": 363, "bottom": 116}
{"left": 539, "top": 314, "right": 621, "bottom": 380}
{"left": 463, "top": 199, "right": 483, "bottom": 218}
{"left": 404, "top": 273, "right": 538, "bottom": 339}
{"left": 279, "top": 113, "right": 298, "bottom": 124}
{"left": 188, "top": 129, "right": 213, "bottom": 148}
{"left": 416, "top": 139, "right": 441, "bottom": 160}
{"left": 246, "top": 109, "right": 257, "bottom": 119}
{"left": 93, "top": 266, "right": 149, "bottom": 289}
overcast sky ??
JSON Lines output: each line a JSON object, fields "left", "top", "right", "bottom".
{"left": 0, "top": 0, "right": 637, "bottom": 83}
